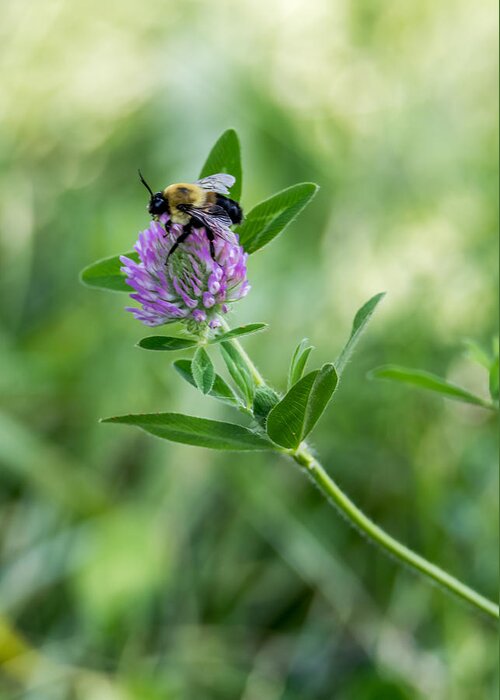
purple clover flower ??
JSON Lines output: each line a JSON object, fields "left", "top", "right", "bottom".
{"left": 120, "top": 215, "right": 250, "bottom": 330}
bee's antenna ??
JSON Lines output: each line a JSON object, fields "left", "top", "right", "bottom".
{"left": 138, "top": 169, "right": 154, "bottom": 196}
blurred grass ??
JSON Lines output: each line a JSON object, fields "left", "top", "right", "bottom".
{"left": 0, "top": 0, "right": 498, "bottom": 698}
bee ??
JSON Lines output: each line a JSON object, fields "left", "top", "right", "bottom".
{"left": 138, "top": 171, "right": 243, "bottom": 262}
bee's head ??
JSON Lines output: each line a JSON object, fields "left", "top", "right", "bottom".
{"left": 148, "top": 192, "right": 169, "bottom": 216}
{"left": 138, "top": 169, "right": 169, "bottom": 218}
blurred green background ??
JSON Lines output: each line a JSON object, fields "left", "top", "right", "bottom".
{"left": 0, "top": 0, "right": 498, "bottom": 698}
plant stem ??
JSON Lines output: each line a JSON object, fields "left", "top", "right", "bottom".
{"left": 293, "top": 448, "right": 499, "bottom": 620}
{"left": 225, "top": 330, "right": 499, "bottom": 620}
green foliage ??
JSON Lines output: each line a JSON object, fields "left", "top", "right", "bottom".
{"left": 335, "top": 292, "right": 386, "bottom": 375}
{"left": 301, "top": 363, "right": 339, "bottom": 437}
{"left": 369, "top": 365, "right": 496, "bottom": 410}
{"left": 173, "top": 359, "right": 238, "bottom": 406}
{"left": 267, "top": 371, "right": 319, "bottom": 448}
{"left": 120, "top": 295, "right": 382, "bottom": 453}
{"left": 288, "top": 338, "right": 314, "bottom": 389}
{"left": 209, "top": 323, "right": 267, "bottom": 343}
{"left": 101, "top": 413, "right": 275, "bottom": 451}
{"left": 252, "top": 385, "right": 281, "bottom": 428}
{"left": 80, "top": 251, "right": 136, "bottom": 292}
{"left": 191, "top": 347, "right": 215, "bottom": 394}
{"left": 136, "top": 326, "right": 267, "bottom": 352}
{"left": 199, "top": 129, "right": 242, "bottom": 202}
{"left": 137, "top": 336, "right": 198, "bottom": 351}
{"left": 236, "top": 183, "right": 319, "bottom": 254}
{"left": 267, "top": 364, "right": 338, "bottom": 449}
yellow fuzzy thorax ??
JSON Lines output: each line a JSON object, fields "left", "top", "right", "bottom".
{"left": 163, "top": 183, "right": 206, "bottom": 224}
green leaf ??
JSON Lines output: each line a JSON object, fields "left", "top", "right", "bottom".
{"left": 191, "top": 347, "right": 215, "bottom": 394}
{"left": 101, "top": 413, "right": 275, "bottom": 451}
{"left": 137, "top": 336, "right": 198, "bottom": 351}
{"left": 252, "top": 386, "right": 281, "bottom": 428}
{"left": 80, "top": 251, "right": 136, "bottom": 292}
{"left": 209, "top": 323, "right": 267, "bottom": 344}
{"left": 220, "top": 342, "right": 254, "bottom": 404}
{"left": 267, "top": 370, "right": 317, "bottom": 449}
{"left": 267, "top": 364, "right": 338, "bottom": 449}
{"left": 369, "top": 365, "right": 496, "bottom": 410}
{"left": 173, "top": 359, "right": 238, "bottom": 406}
{"left": 288, "top": 339, "right": 314, "bottom": 389}
{"left": 199, "top": 129, "right": 242, "bottom": 202}
{"left": 489, "top": 358, "right": 499, "bottom": 401}
{"left": 237, "top": 183, "right": 319, "bottom": 255}
{"left": 302, "top": 364, "right": 338, "bottom": 437}
{"left": 335, "top": 293, "right": 386, "bottom": 375}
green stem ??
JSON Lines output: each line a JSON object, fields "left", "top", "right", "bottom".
{"left": 225, "top": 332, "right": 499, "bottom": 620}
{"left": 294, "top": 448, "right": 499, "bottom": 620}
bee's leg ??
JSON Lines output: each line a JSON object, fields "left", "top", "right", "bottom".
{"left": 162, "top": 219, "right": 172, "bottom": 238}
{"left": 205, "top": 226, "right": 216, "bottom": 262}
{"left": 165, "top": 222, "right": 194, "bottom": 264}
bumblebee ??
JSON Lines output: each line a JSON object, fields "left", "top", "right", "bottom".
{"left": 138, "top": 171, "right": 243, "bottom": 261}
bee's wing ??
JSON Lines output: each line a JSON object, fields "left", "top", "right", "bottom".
{"left": 196, "top": 173, "right": 236, "bottom": 195}
{"left": 182, "top": 203, "right": 238, "bottom": 244}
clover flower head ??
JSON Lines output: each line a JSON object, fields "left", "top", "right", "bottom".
{"left": 120, "top": 215, "right": 250, "bottom": 330}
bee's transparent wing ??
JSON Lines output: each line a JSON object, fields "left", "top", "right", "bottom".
{"left": 182, "top": 203, "right": 238, "bottom": 244}
{"left": 196, "top": 173, "right": 236, "bottom": 195}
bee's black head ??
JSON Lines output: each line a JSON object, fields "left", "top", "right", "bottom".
{"left": 138, "top": 169, "right": 169, "bottom": 218}
{"left": 148, "top": 192, "right": 169, "bottom": 216}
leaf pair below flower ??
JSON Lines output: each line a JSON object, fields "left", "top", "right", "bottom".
{"left": 136, "top": 323, "right": 267, "bottom": 351}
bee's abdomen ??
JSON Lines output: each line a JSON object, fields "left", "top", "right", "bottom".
{"left": 216, "top": 194, "right": 243, "bottom": 225}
